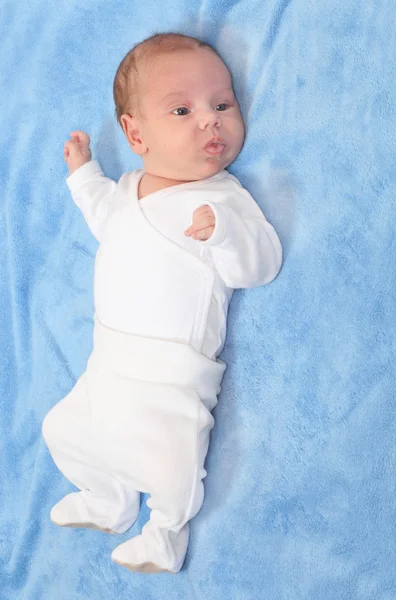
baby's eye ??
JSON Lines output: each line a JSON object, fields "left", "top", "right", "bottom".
{"left": 172, "top": 107, "right": 190, "bottom": 116}
{"left": 215, "top": 103, "right": 228, "bottom": 111}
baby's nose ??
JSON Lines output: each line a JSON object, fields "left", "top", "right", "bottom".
{"left": 198, "top": 110, "right": 221, "bottom": 130}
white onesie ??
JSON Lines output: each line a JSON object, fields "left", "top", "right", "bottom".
{"left": 42, "top": 161, "right": 282, "bottom": 574}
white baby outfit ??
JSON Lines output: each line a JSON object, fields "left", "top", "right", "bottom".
{"left": 42, "top": 161, "right": 282, "bottom": 574}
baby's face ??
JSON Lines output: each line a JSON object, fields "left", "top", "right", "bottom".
{"left": 134, "top": 48, "right": 245, "bottom": 181}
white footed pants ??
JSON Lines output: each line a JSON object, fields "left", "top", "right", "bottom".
{"left": 42, "top": 320, "right": 225, "bottom": 574}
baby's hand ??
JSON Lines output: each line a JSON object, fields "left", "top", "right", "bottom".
{"left": 184, "top": 205, "right": 216, "bottom": 241}
{"left": 64, "top": 130, "right": 92, "bottom": 175}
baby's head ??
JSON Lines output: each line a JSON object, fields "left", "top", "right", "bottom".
{"left": 113, "top": 33, "right": 245, "bottom": 182}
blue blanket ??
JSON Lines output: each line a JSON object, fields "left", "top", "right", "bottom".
{"left": 2, "top": 0, "right": 396, "bottom": 598}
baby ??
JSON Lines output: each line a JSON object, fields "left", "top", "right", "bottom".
{"left": 42, "top": 33, "right": 282, "bottom": 574}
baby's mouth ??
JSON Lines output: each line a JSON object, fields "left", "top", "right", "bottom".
{"left": 204, "top": 137, "right": 226, "bottom": 156}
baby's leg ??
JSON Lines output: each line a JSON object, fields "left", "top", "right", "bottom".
{"left": 42, "top": 375, "right": 140, "bottom": 534}
{"left": 111, "top": 387, "right": 214, "bottom": 574}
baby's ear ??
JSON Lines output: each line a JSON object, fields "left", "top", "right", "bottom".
{"left": 120, "top": 114, "right": 147, "bottom": 155}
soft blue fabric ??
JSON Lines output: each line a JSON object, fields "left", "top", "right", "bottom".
{"left": 1, "top": 0, "right": 396, "bottom": 598}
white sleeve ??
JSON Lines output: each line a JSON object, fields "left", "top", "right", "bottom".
{"left": 199, "top": 185, "right": 282, "bottom": 289}
{"left": 66, "top": 160, "right": 117, "bottom": 242}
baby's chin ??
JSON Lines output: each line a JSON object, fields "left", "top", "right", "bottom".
{"left": 149, "top": 157, "right": 233, "bottom": 183}
{"left": 183, "top": 157, "right": 232, "bottom": 181}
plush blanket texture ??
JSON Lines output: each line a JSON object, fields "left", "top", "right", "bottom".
{"left": 1, "top": 0, "right": 396, "bottom": 598}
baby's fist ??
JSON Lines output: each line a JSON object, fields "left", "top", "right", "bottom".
{"left": 64, "top": 130, "right": 92, "bottom": 175}
{"left": 184, "top": 205, "right": 216, "bottom": 241}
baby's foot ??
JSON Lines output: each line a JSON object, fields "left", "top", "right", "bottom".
{"left": 50, "top": 492, "right": 137, "bottom": 535}
{"left": 111, "top": 535, "right": 177, "bottom": 574}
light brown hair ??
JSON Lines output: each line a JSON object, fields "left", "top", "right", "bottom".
{"left": 113, "top": 33, "right": 220, "bottom": 124}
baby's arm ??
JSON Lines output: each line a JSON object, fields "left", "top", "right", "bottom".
{"left": 64, "top": 131, "right": 117, "bottom": 241}
{"left": 198, "top": 187, "right": 282, "bottom": 289}
{"left": 64, "top": 131, "right": 92, "bottom": 175}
